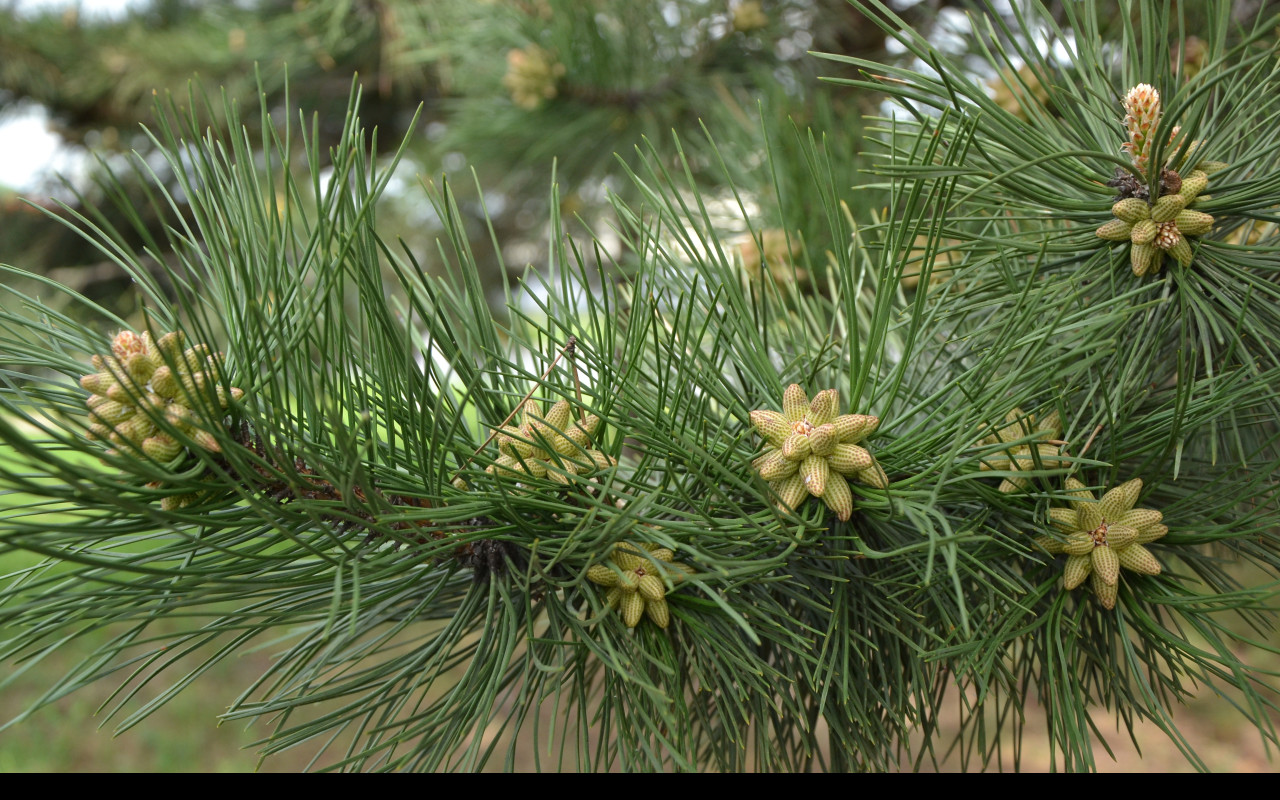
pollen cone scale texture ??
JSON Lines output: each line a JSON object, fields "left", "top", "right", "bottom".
{"left": 1121, "top": 83, "right": 1163, "bottom": 175}
{"left": 586, "top": 542, "right": 694, "bottom": 628}
{"left": 1101, "top": 84, "right": 1218, "bottom": 275}
{"left": 977, "top": 408, "right": 1067, "bottom": 492}
{"left": 1034, "top": 477, "right": 1168, "bottom": 609}
{"left": 1096, "top": 168, "right": 1215, "bottom": 275}
{"left": 750, "top": 384, "right": 886, "bottom": 521}
{"left": 486, "top": 398, "right": 615, "bottom": 484}
{"left": 1119, "top": 83, "right": 1199, "bottom": 175}
{"left": 81, "top": 330, "right": 242, "bottom": 461}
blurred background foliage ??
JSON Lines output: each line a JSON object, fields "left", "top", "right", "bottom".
{"left": 0, "top": 0, "right": 922, "bottom": 319}
{"left": 2, "top": 0, "right": 1278, "bottom": 771}
{"left": 4, "top": 0, "right": 1271, "bottom": 321}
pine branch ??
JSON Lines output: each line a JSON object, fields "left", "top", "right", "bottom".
{"left": 2, "top": 1, "right": 1280, "bottom": 772}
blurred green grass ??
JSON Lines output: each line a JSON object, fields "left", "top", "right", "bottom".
{"left": 0, "top": 437, "right": 301, "bottom": 771}
{"left": 0, "top": 634, "right": 314, "bottom": 772}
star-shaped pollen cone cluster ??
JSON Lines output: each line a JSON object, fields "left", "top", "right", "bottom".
{"left": 81, "top": 330, "right": 242, "bottom": 461}
{"left": 1099, "top": 83, "right": 1228, "bottom": 276}
{"left": 976, "top": 408, "right": 1067, "bottom": 493}
{"left": 750, "top": 384, "right": 886, "bottom": 521}
{"left": 1035, "top": 477, "right": 1168, "bottom": 609}
{"left": 1096, "top": 167, "right": 1216, "bottom": 275}
{"left": 587, "top": 542, "right": 694, "bottom": 628}
{"left": 486, "top": 398, "right": 615, "bottom": 484}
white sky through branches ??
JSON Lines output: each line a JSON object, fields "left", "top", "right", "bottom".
{"left": 0, "top": 0, "right": 136, "bottom": 191}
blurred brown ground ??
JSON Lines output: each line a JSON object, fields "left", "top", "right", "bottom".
{"left": 2, "top": 636, "right": 1275, "bottom": 771}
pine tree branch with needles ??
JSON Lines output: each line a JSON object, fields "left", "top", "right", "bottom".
{"left": 1, "top": 1, "right": 1280, "bottom": 772}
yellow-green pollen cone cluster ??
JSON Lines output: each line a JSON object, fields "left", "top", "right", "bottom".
{"left": 751, "top": 384, "right": 886, "bottom": 521}
{"left": 81, "top": 330, "right": 242, "bottom": 461}
{"left": 1100, "top": 84, "right": 1228, "bottom": 276}
{"left": 501, "top": 44, "right": 566, "bottom": 110}
{"left": 976, "top": 408, "right": 1066, "bottom": 493}
{"left": 1096, "top": 168, "right": 1216, "bottom": 276}
{"left": 486, "top": 398, "right": 615, "bottom": 484}
{"left": 1035, "top": 477, "right": 1167, "bottom": 609}
{"left": 587, "top": 542, "right": 693, "bottom": 628}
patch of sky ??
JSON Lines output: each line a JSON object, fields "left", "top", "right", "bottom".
{"left": 12, "top": 0, "right": 140, "bottom": 20}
